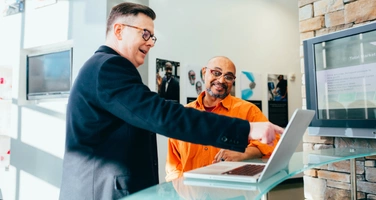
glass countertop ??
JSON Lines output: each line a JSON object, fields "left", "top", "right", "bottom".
{"left": 121, "top": 147, "right": 376, "bottom": 200}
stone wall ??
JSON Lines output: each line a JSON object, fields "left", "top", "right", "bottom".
{"left": 298, "top": 0, "right": 376, "bottom": 199}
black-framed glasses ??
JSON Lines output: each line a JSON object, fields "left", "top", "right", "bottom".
{"left": 121, "top": 24, "right": 157, "bottom": 44}
{"left": 206, "top": 67, "right": 236, "bottom": 83}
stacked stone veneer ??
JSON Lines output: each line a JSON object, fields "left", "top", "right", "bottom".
{"left": 298, "top": 0, "right": 376, "bottom": 199}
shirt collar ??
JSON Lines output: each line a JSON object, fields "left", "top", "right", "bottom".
{"left": 195, "top": 92, "right": 232, "bottom": 111}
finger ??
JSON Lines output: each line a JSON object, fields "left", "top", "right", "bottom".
{"left": 215, "top": 150, "right": 225, "bottom": 162}
{"left": 261, "top": 132, "right": 275, "bottom": 144}
{"left": 220, "top": 151, "right": 227, "bottom": 162}
{"left": 214, "top": 153, "right": 220, "bottom": 161}
{"left": 214, "top": 151, "right": 220, "bottom": 161}
{"left": 260, "top": 137, "right": 268, "bottom": 144}
{"left": 267, "top": 141, "right": 274, "bottom": 146}
{"left": 221, "top": 152, "right": 227, "bottom": 162}
{"left": 214, "top": 149, "right": 223, "bottom": 161}
{"left": 272, "top": 124, "right": 285, "bottom": 134}
{"left": 219, "top": 154, "right": 226, "bottom": 162}
{"left": 269, "top": 130, "right": 276, "bottom": 142}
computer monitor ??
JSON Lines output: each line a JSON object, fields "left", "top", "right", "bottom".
{"left": 26, "top": 48, "right": 72, "bottom": 100}
{"left": 303, "top": 22, "right": 376, "bottom": 139}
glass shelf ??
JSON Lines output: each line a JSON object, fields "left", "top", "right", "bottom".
{"left": 121, "top": 147, "right": 376, "bottom": 200}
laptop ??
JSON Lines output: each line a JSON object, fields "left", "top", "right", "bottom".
{"left": 183, "top": 169, "right": 288, "bottom": 191}
{"left": 183, "top": 109, "right": 315, "bottom": 183}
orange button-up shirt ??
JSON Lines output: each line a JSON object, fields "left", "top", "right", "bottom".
{"left": 165, "top": 93, "right": 281, "bottom": 181}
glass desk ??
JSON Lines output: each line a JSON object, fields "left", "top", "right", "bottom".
{"left": 122, "top": 148, "right": 376, "bottom": 200}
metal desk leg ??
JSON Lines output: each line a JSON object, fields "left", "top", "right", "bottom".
{"left": 350, "top": 158, "right": 357, "bottom": 200}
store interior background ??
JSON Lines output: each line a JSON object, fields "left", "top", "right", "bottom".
{"left": 0, "top": 0, "right": 374, "bottom": 199}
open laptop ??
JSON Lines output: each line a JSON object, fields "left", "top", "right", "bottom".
{"left": 183, "top": 169, "right": 288, "bottom": 191}
{"left": 183, "top": 109, "right": 315, "bottom": 183}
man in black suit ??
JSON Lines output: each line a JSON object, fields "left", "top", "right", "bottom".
{"left": 158, "top": 62, "right": 180, "bottom": 103}
{"left": 59, "top": 2, "right": 283, "bottom": 200}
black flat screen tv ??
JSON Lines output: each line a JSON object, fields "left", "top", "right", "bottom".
{"left": 26, "top": 48, "right": 72, "bottom": 100}
{"left": 303, "top": 22, "right": 376, "bottom": 139}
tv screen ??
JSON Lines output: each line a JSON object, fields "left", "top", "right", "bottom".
{"left": 303, "top": 22, "right": 376, "bottom": 138}
{"left": 26, "top": 48, "right": 72, "bottom": 100}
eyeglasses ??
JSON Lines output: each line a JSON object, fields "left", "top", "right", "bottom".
{"left": 121, "top": 24, "right": 157, "bottom": 44}
{"left": 206, "top": 67, "right": 236, "bottom": 83}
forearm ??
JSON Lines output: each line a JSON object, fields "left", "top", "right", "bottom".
{"left": 243, "top": 146, "right": 263, "bottom": 159}
{"left": 166, "top": 139, "right": 184, "bottom": 182}
{"left": 165, "top": 169, "right": 182, "bottom": 182}
{"left": 248, "top": 133, "right": 281, "bottom": 156}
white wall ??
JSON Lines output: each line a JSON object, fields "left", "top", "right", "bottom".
{"left": 72, "top": 0, "right": 150, "bottom": 85}
{"left": 0, "top": 1, "right": 71, "bottom": 199}
{"left": 0, "top": 0, "right": 150, "bottom": 199}
{"left": 148, "top": 0, "right": 301, "bottom": 182}
{"left": 0, "top": 0, "right": 301, "bottom": 199}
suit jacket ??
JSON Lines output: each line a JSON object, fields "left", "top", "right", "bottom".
{"left": 59, "top": 45, "right": 250, "bottom": 200}
{"left": 159, "top": 77, "right": 180, "bottom": 103}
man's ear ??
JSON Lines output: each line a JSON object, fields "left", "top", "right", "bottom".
{"left": 113, "top": 24, "right": 123, "bottom": 40}
{"left": 202, "top": 67, "right": 207, "bottom": 75}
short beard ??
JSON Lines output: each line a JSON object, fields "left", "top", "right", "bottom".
{"left": 206, "top": 82, "right": 229, "bottom": 99}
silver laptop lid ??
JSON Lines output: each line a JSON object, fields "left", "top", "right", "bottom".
{"left": 258, "top": 109, "right": 315, "bottom": 182}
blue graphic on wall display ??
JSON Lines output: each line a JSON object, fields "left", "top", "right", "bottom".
{"left": 241, "top": 71, "right": 255, "bottom": 100}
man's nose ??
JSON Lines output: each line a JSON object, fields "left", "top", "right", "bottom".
{"left": 217, "top": 75, "right": 226, "bottom": 83}
{"left": 147, "top": 39, "right": 155, "bottom": 47}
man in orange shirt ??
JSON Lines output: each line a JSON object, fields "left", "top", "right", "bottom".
{"left": 165, "top": 56, "right": 281, "bottom": 181}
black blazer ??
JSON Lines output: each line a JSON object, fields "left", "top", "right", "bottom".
{"left": 159, "top": 77, "right": 180, "bottom": 103}
{"left": 59, "top": 46, "right": 250, "bottom": 200}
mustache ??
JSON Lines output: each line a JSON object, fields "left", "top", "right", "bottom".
{"left": 211, "top": 81, "right": 228, "bottom": 90}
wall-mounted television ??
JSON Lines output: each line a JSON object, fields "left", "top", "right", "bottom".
{"left": 303, "top": 22, "right": 376, "bottom": 139}
{"left": 26, "top": 48, "right": 72, "bottom": 100}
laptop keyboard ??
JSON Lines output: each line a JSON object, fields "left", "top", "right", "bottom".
{"left": 222, "top": 164, "right": 265, "bottom": 176}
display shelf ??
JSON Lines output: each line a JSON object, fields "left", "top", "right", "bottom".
{"left": 122, "top": 148, "right": 376, "bottom": 200}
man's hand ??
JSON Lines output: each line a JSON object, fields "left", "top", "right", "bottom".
{"left": 212, "top": 149, "right": 245, "bottom": 163}
{"left": 248, "top": 122, "right": 284, "bottom": 145}
{"left": 212, "top": 147, "right": 262, "bottom": 163}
